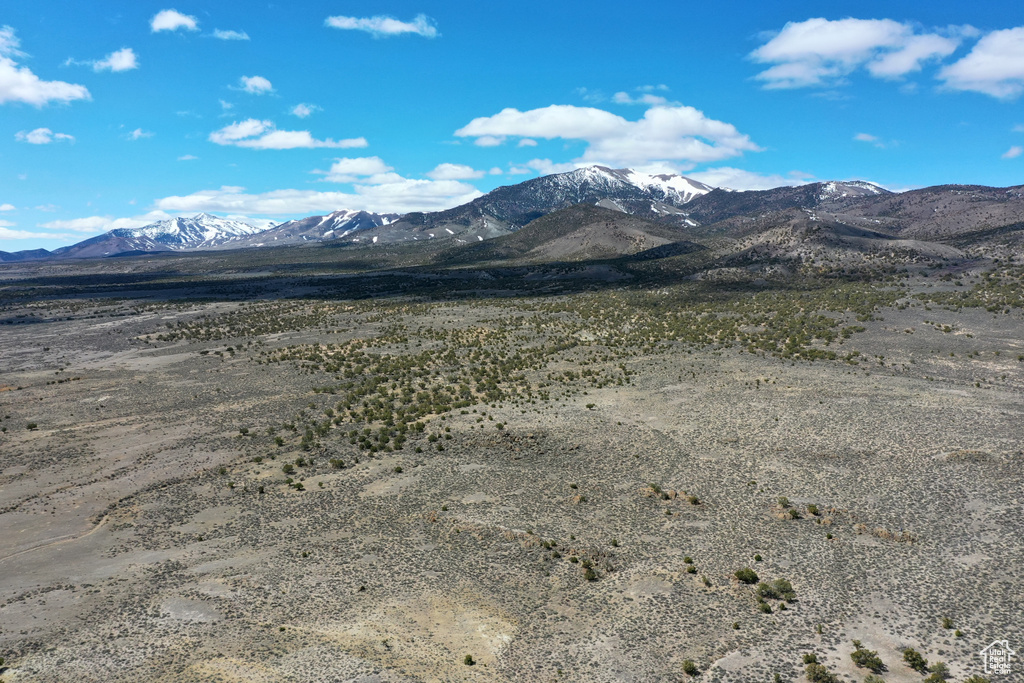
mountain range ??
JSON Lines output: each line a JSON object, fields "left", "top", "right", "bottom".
{"left": 2, "top": 166, "right": 1023, "bottom": 265}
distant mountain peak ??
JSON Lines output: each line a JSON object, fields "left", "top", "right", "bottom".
{"left": 549, "top": 165, "right": 713, "bottom": 203}
{"left": 816, "top": 180, "right": 890, "bottom": 200}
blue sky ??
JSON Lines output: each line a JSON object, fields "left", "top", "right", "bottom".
{"left": 2, "top": 1, "right": 1024, "bottom": 251}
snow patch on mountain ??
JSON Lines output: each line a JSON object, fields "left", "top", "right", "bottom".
{"left": 817, "top": 181, "right": 889, "bottom": 201}
{"left": 122, "top": 213, "right": 268, "bottom": 248}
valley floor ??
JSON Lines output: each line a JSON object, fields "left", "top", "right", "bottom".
{"left": 0, "top": 262, "right": 1020, "bottom": 682}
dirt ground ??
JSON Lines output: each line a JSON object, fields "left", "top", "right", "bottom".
{"left": 0, "top": 264, "right": 1020, "bottom": 682}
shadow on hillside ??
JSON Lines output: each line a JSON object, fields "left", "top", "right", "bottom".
{"left": 0, "top": 244, "right": 884, "bottom": 318}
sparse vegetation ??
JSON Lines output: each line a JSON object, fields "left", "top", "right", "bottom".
{"left": 902, "top": 647, "right": 928, "bottom": 673}
{"left": 850, "top": 640, "right": 884, "bottom": 673}
{"left": 2, "top": 224, "right": 1021, "bottom": 681}
{"left": 735, "top": 568, "right": 759, "bottom": 584}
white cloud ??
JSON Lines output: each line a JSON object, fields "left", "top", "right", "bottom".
{"left": 575, "top": 87, "right": 606, "bottom": 104}
{"left": 213, "top": 29, "right": 249, "bottom": 41}
{"left": 518, "top": 159, "right": 581, "bottom": 176}
{"left": 151, "top": 10, "right": 198, "bottom": 33}
{"left": 93, "top": 47, "right": 138, "bottom": 72}
{"left": 686, "top": 167, "right": 814, "bottom": 191}
{"left": 0, "top": 203, "right": 14, "bottom": 211}
{"left": 472, "top": 135, "right": 505, "bottom": 147}
{"left": 751, "top": 18, "right": 965, "bottom": 88}
{"left": 939, "top": 27, "right": 1024, "bottom": 99}
{"left": 517, "top": 138, "right": 538, "bottom": 147}
{"left": 209, "top": 119, "right": 367, "bottom": 150}
{"left": 867, "top": 34, "right": 959, "bottom": 78}
{"left": 612, "top": 91, "right": 671, "bottom": 106}
{"left": 291, "top": 103, "right": 320, "bottom": 118}
{"left": 325, "top": 14, "right": 438, "bottom": 38}
{"left": 488, "top": 167, "right": 503, "bottom": 175}
{"left": 1014, "top": 124, "right": 1024, "bottom": 133}
{"left": 1003, "top": 146, "right": 1023, "bottom": 159}
{"left": 178, "top": 154, "right": 198, "bottom": 161}
{"left": 15, "top": 128, "right": 74, "bottom": 144}
{"left": 854, "top": 132, "right": 886, "bottom": 148}
{"left": 0, "top": 27, "right": 90, "bottom": 106}
{"left": 426, "top": 163, "right": 485, "bottom": 180}
{"left": 320, "top": 156, "right": 393, "bottom": 182}
{"left": 156, "top": 178, "right": 482, "bottom": 215}
{"left": 127, "top": 128, "right": 153, "bottom": 140}
{"left": 238, "top": 75, "right": 273, "bottom": 95}
{"left": 455, "top": 103, "right": 760, "bottom": 168}
{"left": 0, "top": 26, "right": 22, "bottom": 57}
{"left": 0, "top": 225, "right": 79, "bottom": 240}
{"left": 40, "top": 210, "right": 172, "bottom": 234}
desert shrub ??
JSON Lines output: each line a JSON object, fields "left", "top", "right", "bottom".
{"left": 807, "top": 504, "right": 819, "bottom": 516}
{"left": 850, "top": 640, "right": 884, "bottom": 673}
{"left": 463, "top": 654, "right": 475, "bottom": 666}
{"left": 804, "top": 662, "right": 837, "bottom": 683}
{"left": 924, "top": 661, "right": 950, "bottom": 681}
{"left": 863, "top": 676, "right": 885, "bottom": 683}
{"left": 941, "top": 616, "right": 953, "bottom": 629}
{"left": 902, "top": 648, "right": 928, "bottom": 673}
{"left": 777, "top": 496, "right": 790, "bottom": 508}
{"left": 802, "top": 654, "right": 818, "bottom": 664}
{"left": 282, "top": 463, "right": 295, "bottom": 475}
{"left": 682, "top": 659, "right": 699, "bottom": 676}
{"left": 963, "top": 677, "right": 991, "bottom": 683}
{"left": 756, "top": 578, "right": 795, "bottom": 601}
{"left": 735, "top": 568, "right": 759, "bottom": 584}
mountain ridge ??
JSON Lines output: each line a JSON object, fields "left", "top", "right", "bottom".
{"left": 11, "top": 169, "right": 1024, "bottom": 262}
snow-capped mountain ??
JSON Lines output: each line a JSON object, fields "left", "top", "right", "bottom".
{"left": 816, "top": 180, "right": 888, "bottom": 201}
{"left": 32, "top": 169, "right": 905, "bottom": 259}
{"left": 582, "top": 167, "right": 713, "bottom": 204}
{"left": 52, "top": 213, "right": 276, "bottom": 258}
{"left": 683, "top": 181, "right": 893, "bottom": 227}
{"left": 124, "top": 213, "right": 268, "bottom": 247}
{"left": 233, "top": 209, "right": 401, "bottom": 247}
{"left": 358, "top": 165, "right": 713, "bottom": 244}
